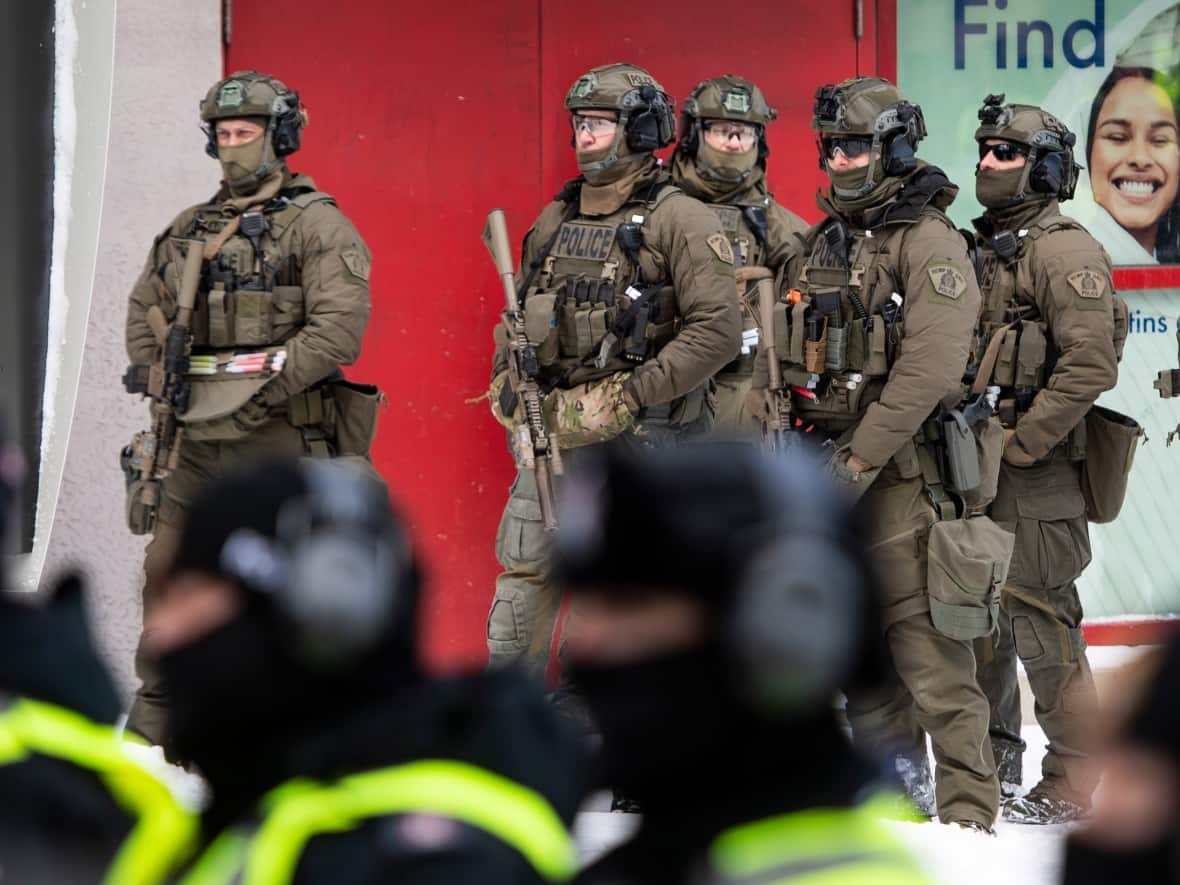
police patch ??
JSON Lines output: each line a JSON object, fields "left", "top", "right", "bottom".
{"left": 1066, "top": 269, "right": 1106, "bottom": 299}
{"left": 927, "top": 263, "right": 967, "bottom": 300}
{"left": 706, "top": 233, "right": 735, "bottom": 265}
{"left": 341, "top": 248, "right": 370, "bottom": 282}
{"left": 551, "top": 222, "right": 615, "bottom": 261}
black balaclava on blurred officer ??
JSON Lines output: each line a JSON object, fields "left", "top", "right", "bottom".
{"left": 146, "top": 457, "right": 418, "bottom": 811}
{"left": 552, "top": 444, "right": 889, "bottom": 812}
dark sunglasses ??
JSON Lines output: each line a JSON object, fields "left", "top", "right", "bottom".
{"left": 821, "top": 136, "right": 873, "bottom": 160}
{"left": 978, "top": 141, "right": 1027, "bottom": 162}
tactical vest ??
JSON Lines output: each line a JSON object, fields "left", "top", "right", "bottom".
{"left": 700, "top": 793, "right": 930, "bottom": 885}
{"left": 521, "top": 183, "right": 682, "bottom": 391}
{"left": 970, "top": 215, "right": 1127, "bottom": 432}
{"left": 178, "top": 759, "right": 576, "bottom": 885}
{"left": 0, "top": 698, "right": 197, "bottom": 885}
{"left": 771, "top": 218, "right": 911, "bottom": 432}
{"left": 708, "top": 197, "right": 775, "bottom": 376}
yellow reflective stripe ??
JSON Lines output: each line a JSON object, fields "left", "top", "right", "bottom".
{"left": 177, "top": 828, "right": 253, "bottom": 885}
{"left": 710, "top": 793, "right": 929, "bottom": 885}
{"left": 3, "top": 699, "right": 197, "bottom": 885}
{"left": 244, "top": 760, "right": 576, "bottom": 885}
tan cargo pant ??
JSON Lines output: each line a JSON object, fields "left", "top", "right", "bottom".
{"left": 844, "top": 467, "right": 999, "bottom": 827}
{"left": 973, "top": 452, "right": 1099, "bottom": 803}
{"left": 126, "top": 417, "right": 307, "bottom": 746}
{"left": 486, "top": 419, "right": 684, "bottom": 675}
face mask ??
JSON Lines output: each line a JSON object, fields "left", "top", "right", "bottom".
{"left": 218, "top": 133, "right": 276, "bottom": 195}
{"left": 697, "top": 141, "right": 757, "bottom": 184}
{"left": 569, "top": 644, "right": 737, "bottom": 799}
{"left": 975, "top": 166, "right": 1028, "bottom": 209}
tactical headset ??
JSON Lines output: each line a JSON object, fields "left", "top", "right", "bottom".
{"left": 621, "top": 84, "right": 677, "bottom": 152}
{"left": 217, "top": 459, "right": 410, "bottom": 669}
{"left": 555, "top": 445, "right": 873, "bottom": 717}
{"left": 203, "top": 88, "right": 305, "bottom": 161}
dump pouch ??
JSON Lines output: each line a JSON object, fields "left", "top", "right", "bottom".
{"left": 1080, "top": 404, "right": 1142, "bottom": 523}
{"left": 330, "top": 380, "right": 385, "bottom": 457}
{"left": 926, "top": 516, "right": 1015, "bottom": 640}
{"left": 542, "top": 371, "right": 635, "bottom": 449}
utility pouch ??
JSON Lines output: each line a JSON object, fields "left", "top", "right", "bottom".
{"left": 926, "top": 516, "right": 1014, "bottom": 640}
{"left": 231, "top": 289, "right": 275, "bottom": 346}
{"left": 993, "top": 328, "right": 1019, "bottom": 387}
{"left": 940, "top": 410, "right": 980, "bottom": 495}
{"left": 523, "top": 290, "right": 560, "bottom": 365}
{"left": 1080, "top": 405, "right": 1143, "bottom": 523}
{"left": 861, "top": 316, "right": 889, "bottom": 377}
{"left": 771, "top": 300, "right": 790, "bottom": 359}
{"left": 329, "top": 379, "right": 386, "bottom": 457}
{"left": 963, "top": 416, "right": 1003, "bottom": 511}
{"left": 557, "top": 286, "right": 580, "bottom": 357}
{"left": 1014, "top": 320, "right": 1046, "bottom": 389}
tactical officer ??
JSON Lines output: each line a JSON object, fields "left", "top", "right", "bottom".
{"left": 486, "top": 63, "right": 740, "bottom": 674}
{"left": 151, "top": 457, "right": 583, "bottom": 884}
{"left": 669, "top": 75, "right": 808, "bottom": 432}
{"left": 0, "top": 421, "right": 194, "bottom": 884}
{"left": 754, "top": 77, "right": 1000, "bottom": 829}
{"left": 968, "top": 96, "right": 1119, "bottom": 823}
{"left": 553, "top": 444, "right": 929, "bottom": 885}
{"left": 123, "top": 70, "right": 376, "bottom": 747}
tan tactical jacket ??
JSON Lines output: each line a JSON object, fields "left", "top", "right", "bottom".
{"left": 760, "top": 166, "right": 980, "bottom": 469}
{"left": 971, "top": 200, "right": 1118, "bottom": 465}
{"left": 502, "top": 158, "right": 740, "bottom": 417}
{"left": 125, "top": 172, "right": 371, "bottom": 435}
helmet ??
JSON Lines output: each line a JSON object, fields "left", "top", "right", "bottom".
{"left": 811, "top": 77, "right": 927, "bottom": 196}
{"left": 679, "top": 74, "right": 776, "bottom": 162}
{"left": 552, "top": 444, "right": 885, "bottom": 715}
{"left": 564, "top": 63, "right": 676, "bottom": 175}
{"left": 199, "top": 71, "right": 306, "bottom": 188}
{"left": 975, "top": 94, "right": 1079, "bottom": 203}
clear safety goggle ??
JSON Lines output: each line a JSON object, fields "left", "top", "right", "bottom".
{"left": 703, "top": 120, "right": 758, "bottom": 147}
{"left": 570, "top": 114, "right": 619, "bottom": 136}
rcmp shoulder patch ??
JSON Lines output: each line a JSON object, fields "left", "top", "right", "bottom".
{"left": 926, "top": 263, "right": 967, "bottom": 300}
{"left": 706, "top": 233, "right": 735, "bottom": 265}
{"left": 1066, "top": 269, "right": 1106, "bottom": 299}
{"left": 341, "top": 247, "right": 371, "bottom": 282}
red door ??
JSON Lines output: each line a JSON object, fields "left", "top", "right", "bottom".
{"left": 225, "top": 0, "right": 888, "bottom": 669}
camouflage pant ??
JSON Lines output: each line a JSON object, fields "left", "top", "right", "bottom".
{"left": 486, "top": 419, "right": 684, "bottom": 676}
{"left": 127, "top": 417, "right": 306, "bottom": 747}
{"left": 973, "top": 452, "right": 1099, "bottom": 803}
{"left": 844, "top": 467, "right": 998, "bottom": 827}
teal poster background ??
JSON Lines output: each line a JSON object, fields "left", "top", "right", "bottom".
{"left": 899, "top": 0, "right": 1180, "bottom": 619}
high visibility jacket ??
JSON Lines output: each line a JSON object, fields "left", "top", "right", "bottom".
{"left": 180, "top": 758, "right": 576, "bottom": 885}
{"left": 703, "top": 794, "right": 931, "bottom": 885}
{"left": 0, "top": 697, "right": 196, "bottom": 885}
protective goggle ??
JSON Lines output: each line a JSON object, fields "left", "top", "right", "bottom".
{"left": 570, "top": 114, "right": 618, "bottom": 136}
{"left": 821, "top": 136, "right": 873, "bottom": 160}
{"left": 702, "top": 120, "right": 758, "bottom": 147}
{"left": 978, "top": 141, "right": 1028, "bottom": 162}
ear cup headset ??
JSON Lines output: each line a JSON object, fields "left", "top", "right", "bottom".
{"left": 622, "top": 84, "right": 677, "bottom": 152}
{"left": 217, "top": 459, "right": 410, "bottom": 669}
{"left": 554, "top": 445, "right": 875, "bottom": 718}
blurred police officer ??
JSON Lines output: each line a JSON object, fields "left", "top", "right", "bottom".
{"left": 553, "top": 444, "right": 929, "bottom": 884}
{"left": 150, "top": 457, "right": 582, "bottom": 884}
{"left": 754, "top": 77, "right": 1000, "bottom": 830}
{"left": 670, "top": 74, "right": 807, "bottom": 432}
{"left": 969, "top": 96, "right": 1119, "bottom": 823}
{"left": 486, "top": 62, "right": 739, "bottom": 675}
{"left": 123, "top": 70, "right": 376, "bottom": 746}
{"left": 0, "top": 420, "right": 194, "bottom": 884}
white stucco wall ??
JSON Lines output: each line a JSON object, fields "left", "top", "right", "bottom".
{"left": 40, "top": 0, "right": 220, "bottom": 699}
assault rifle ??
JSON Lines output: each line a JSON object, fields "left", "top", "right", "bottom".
{"left": 482, "top": 209, "right": 562, "bottom": 532}
{"left": 121, "top": 237, "right": 203, "bottom": 534}
{"left": 746, "top": 266, "right": 792, "bottom": 450}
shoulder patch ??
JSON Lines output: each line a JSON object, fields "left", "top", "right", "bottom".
{"left": 926, "top": 263, "right": 967, "bottom": 300}
{"left": 706, "top": 233, "right": 735, "bottom": 265}
{"left": 341, "top": 247, "right": 371, "bottom": 282}
{"left": 1066, "top": 269, "right": 1106, "bottom": 300}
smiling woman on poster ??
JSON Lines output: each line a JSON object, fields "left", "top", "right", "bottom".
{"left": 1086, "top": 66, "right": 1180, "bottom": 263}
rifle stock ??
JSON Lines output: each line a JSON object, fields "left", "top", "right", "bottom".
{"left": 483, "top": 209, "right": 561, "bottom": 532}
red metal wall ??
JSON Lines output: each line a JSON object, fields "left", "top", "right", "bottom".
{"left": 226, "top": 1, "right": 895, "bottom": 669}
